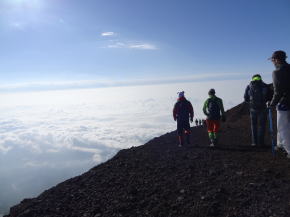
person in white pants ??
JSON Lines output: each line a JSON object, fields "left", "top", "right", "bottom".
{"left": 268, "top": 50, "right": 290, "bottom": 157}
{"left": 277, "top": 110, "right": 290, "bottom": 152}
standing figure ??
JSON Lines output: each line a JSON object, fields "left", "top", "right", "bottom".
{"left": 268, "top": 50, "right": 290, "bottom": 157}
{"left": 199, "top": 119, "right": 202, "bottom": 126}
{"left": 173, "top": 91, "right": 194, "bottom": 147}
{"left": 244, "top": 74, "right": 272, "bottom": 146}
{"left": 202, "top": 119, "right": 206, "bottom": 127}
{"left": 203, "top": 89, "right": 225, "bottom": 147}
{"left": 195, "top": 119, "right": 199, "bottom": 126}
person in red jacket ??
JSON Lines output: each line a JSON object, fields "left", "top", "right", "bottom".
{"left": 173, "top": 91, "right": 194, "bottom": 147}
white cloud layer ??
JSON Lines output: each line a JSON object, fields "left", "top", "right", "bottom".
{"left": 0, "top": 80, "right": 248, "bottom": 167}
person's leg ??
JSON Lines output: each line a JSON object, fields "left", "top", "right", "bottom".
{"left": 206, "top": 119, "right": 215, "bottom": 146}
{"left": 212, "top": 120, "right": 221, "bottom": 145}
{"left": 278, "top": 110, "right": 290, "bottom": 155}
{"left": 177, "top": 121, "right": 184, "bottom": 146}
{"left": 277, "top": 110, "right": 285, "bottom": 148}
{"left": 184, "top": 121, "right": 191, "bottom": 145}
{"left": 285, "top": 110, "right": 290, "bottom": 155}
{"left": 250, "top": 110, "right": 258, "bottom": 146}
{"left": 257, "top": 109, "right": 267, "bottom": 146}
{"left": 277, "top": 131, "right": 283, "bottom": 148}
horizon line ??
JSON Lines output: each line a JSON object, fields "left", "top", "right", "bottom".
{"left": 0, "top": 72, "right": 270, "bottom": 93}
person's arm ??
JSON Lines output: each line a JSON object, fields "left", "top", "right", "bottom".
{"left": 188, "top": 102, "right": 194, "bottom": 122}
{"left": 173, "top": 103, "right": 178, "bottom": 121}
{"left": 270, "top": 70, "right": 283, "bottom": 106}
{"left": 218, "top": 98, "right": 225, "bottom": 115}
{"left": 218, "top": 98, "right": 226, "bottom": 121}
{"left": 203, "top": 99, "right": 209, "bottom": 116}
{"left": 244, "top": 85, "right": 250, "bottom": 103}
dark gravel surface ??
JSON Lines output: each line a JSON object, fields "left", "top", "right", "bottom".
{"left": 5, "top": 102, "right": 290, "bottom": 217}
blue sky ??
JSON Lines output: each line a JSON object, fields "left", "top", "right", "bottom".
{"left": 0, "top": 0, "right": 289, "bottom": 87}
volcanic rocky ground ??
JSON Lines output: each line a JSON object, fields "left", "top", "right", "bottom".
{"left": 5, "top": 102, "right": 290, "bottom": 217}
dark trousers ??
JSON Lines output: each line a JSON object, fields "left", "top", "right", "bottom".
{"left": 177, "top": 120, "right": 191, "bottom": 145}
{"left": 250, "top": 109, "right": 267, "bottom": 145}
{"left": 177, "top": 120, "right": 190, "bottom": 136}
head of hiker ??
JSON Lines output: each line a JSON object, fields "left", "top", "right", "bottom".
{"left": 178, "top": 91, "right": 185, "bottom": 99}
{"left": 208, "top": 89, "right": 215, "bottom": 96}
{"left": 251, "top": 74, "right": 262, "bottom": 82}
{"left": 269, "top": 50, "right": 287, "bottom": 67}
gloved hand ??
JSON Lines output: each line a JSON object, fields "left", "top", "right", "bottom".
{"left": 266, "top": 101, "right": 274, "bottom": 109}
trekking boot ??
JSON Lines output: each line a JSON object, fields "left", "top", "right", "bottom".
{"left": 209, "top": 139, "right": 215, "bottom": 147}
{"left": 276, "top": 146, "right": 287, "bottom": 155}
{"left": 251, "top": 143, "right": 257, "bottom": 147}
{"left": 275, "top": 144, "right": 284, "bottom": 151}
{"left": 214, "top": 138, "right": 218, "bottom": 146}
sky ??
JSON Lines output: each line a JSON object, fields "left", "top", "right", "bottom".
{"left": 0, "top": 0, "right": 290, "bottom": 215}
{"left": 0, "top": 0, "right": 289, "bottom": 87}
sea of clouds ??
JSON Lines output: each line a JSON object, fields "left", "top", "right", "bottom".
{"left": 0, "top": 80, "right": 248, "bottom": 214}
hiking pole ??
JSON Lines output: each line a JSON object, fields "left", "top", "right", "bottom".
{"left": 268, "top": 108, "right": 275, "bottom": 156}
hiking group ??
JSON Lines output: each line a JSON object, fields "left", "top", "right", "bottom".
{"left": 173, "top": 88, "right": 225, "bottom": 147}
{"left": 173, "top": 50, "right": 290, "bottom": 157}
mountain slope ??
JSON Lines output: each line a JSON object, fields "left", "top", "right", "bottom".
{"left": 5, "top": 102, "right": 290, "bottom": 217}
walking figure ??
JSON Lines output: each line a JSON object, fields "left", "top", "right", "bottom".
{"left": 173, "top": 91, "right": 194, "bottom": 147}
{"left": 203, "top": 89, "right": 226, "bottom": 147}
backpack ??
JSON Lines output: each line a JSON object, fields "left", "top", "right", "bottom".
{"left": 249, "top": 82, "right": 267, "bottom": 110}
{"left": 207, "top": 98, "right": 221, "bottom": 120}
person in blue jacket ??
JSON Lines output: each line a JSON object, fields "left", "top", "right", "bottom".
{"left": 244, "top": 74, "right": 272, "bottom": 147}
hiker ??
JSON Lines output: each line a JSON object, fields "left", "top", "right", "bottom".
{"left": 202, "top": 119, "right": 206, "bottom": 127}
{"left": 195, "top": 119, "right": 199, "bottom": 126}
{"left": 199, "top": 119, "right": 202, "bottom": 126}
{"left": 244, "top": 74, "right": 272, "bottom": 147}
{"left": 173, "top": 91, "right": 194, "bottom": 147}
{"left": 203, "top": 89, "right": 226, "bottom": 147}
{"left": 267, "top": 50, "right": 290, "bottom": 156}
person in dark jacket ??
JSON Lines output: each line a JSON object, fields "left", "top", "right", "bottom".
{"left": 244, "top": 74, "right": 272, "bottom": 147}
{"left": 173, "top": 91, "right": 194, "bottom": 147}
{"left": 203, "top": 89, "right": 225, "bottom": 147}
{"left": 268, "top": 50, "right": 290, "bottom": 157}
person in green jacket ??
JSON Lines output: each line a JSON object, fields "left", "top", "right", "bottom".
{"left": 203, "top": 89, "right": 226, "bottom": 147}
